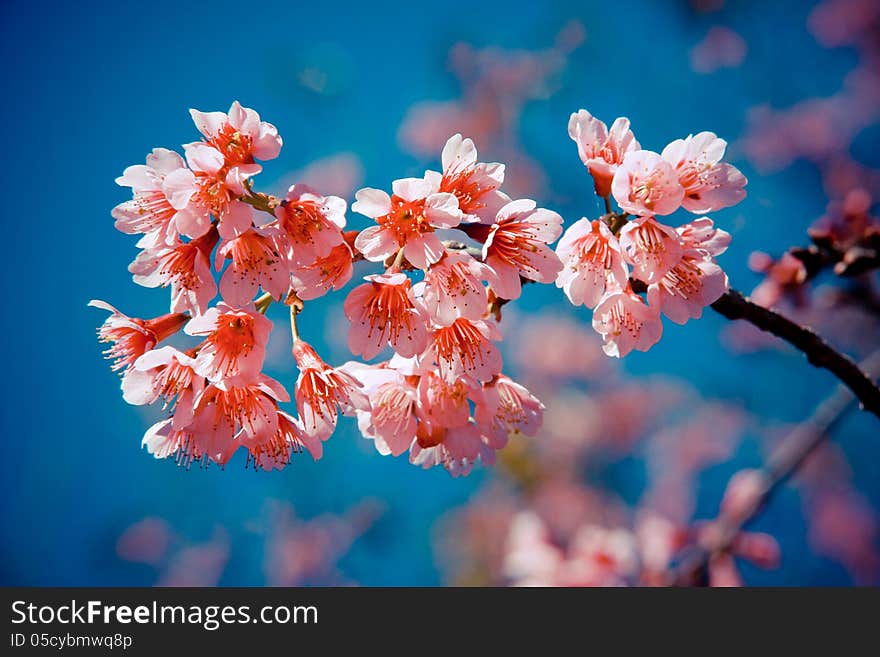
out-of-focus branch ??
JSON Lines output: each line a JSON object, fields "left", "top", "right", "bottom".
{"left": 711, "top": 289, "right": 880, "bottom": 420}
{"left": 668, "top": 349, "right": 880, "bottom": 586}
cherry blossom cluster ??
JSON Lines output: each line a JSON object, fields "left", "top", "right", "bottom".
{"left": 557, "top": 109, "right": 747, "bottom": 356}
{"left": 93, "top": 103, "right": 554, "bottom": 476}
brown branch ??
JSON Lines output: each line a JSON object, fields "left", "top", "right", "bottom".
{"left": 711, "top": 288, "right": 880, "bottom": 420}
{"left": 668, "top": 349, "right": 880, "bottom": 586}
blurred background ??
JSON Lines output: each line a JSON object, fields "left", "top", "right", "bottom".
{"left": 1, "top": 0, "right": 878, "bottom": 586}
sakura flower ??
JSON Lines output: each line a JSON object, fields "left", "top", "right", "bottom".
{"left": 748, "top": 252, "right": 808, "bottom": 308}
{"left": 352, "top": 178, "right": 461, "bottom": 269}
{"left": 592, "top": 286, "right": 663, "bottom": 357}
{"left": 290, "top": 242, "right": 354, "bottom": 301}
{"left": 90, "top": 300, "right": 188, "bottom": 373}
{"left": 475, "top": 375, "right": 544, "bottom": 447}
{"left": 215, "top": 225, "right": 288, "bottom": 307}
{"left": 185, "top": 303, "right": 272, "bottom": 382}
{"left": 190, "top": 100, "right": 282, "bottom": 165}
{"left": 121, "top": 346, "right": 204, "bottom": 426}
{"left": 241, "top": 411, "right": 323, "bottom": 471}
{"left": 555, "top": 218, "right": 629, "bottom": 308}
{"left": 176, "top": 142, "right": 259, "bottom": 240}
{"left": 661, "top": 132, "right": 747, "bottom": 213}
{"left": 647, "top": 254, "right": 729, "bottom": 324}
{"left": 129, "top": 229, "right": 219, "bottom": 315}
{"left": 344, "top": 272, "right": 429, "bottom": 359}
{"left": 341, "top": 362, "right": 420, "bottom": 457}
{"left": 618, "top": 216, "right": 684, "bottom": 283}
{"left": 568, "top": 110, "right": 641, "bottom": 197}
{"left": 188, "top": 375, "right": 290, "bottom": 465}
{"left": 293, "top": 340, "right": 369, "bottom": 440}
{"left": 416, "top": 251, "right": 489, "bottom": 324}
{"left": 426, "top": 317, "right": 502, "bottom": 383}
{"left": 418, "top": 371, "right": 474, "bottom": 429}
{"left": 409, "top": 421, "right": 482, "bottom": 477}
{"left": 274, "top": 184, "right": 347, "bottom": 265}
{"left": 482, "top": 199, "right": 564, "bottom": 300}
{"left": 676, "top": 217, "right": 732, "bottom": 256}
{"left": 424, "top": 134, "right": 508, "bottom": 224}
{"left": 142, "top": 419, "right": 205, "bottom": 467}
{"left": 113, "top": 148, "right": 210, "bottom": 247}
{"left": 611, "top": 150, "right": 684, "bottom": 216}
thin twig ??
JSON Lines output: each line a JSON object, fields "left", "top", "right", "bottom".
{"left": 668, "top": 349, "right": 880, "bottom": 586}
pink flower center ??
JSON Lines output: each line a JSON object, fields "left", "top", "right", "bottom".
{"left": 154, "top": 359, "right": 196, "bottom": 408}
{"left": 209, "top": 125, "right": 254, "bottom": 167}
{"left": 606, "top": 298, "right": 641, "bottom": 338}
{"left": 441, "top": 168, "right": 495, "bottom": 215}
{"left": 488, "top": 223, "right": 539, "bottom": 269}
{"left": 659, "top": 258, "right": 703, "bottom": 298}
{"left": 281, "top": 200, "right": 330, "bottom": 246}
{"left": 361, "top": 281, "right": 419, "bottom": 343}
{"left": 132, "top": 191, "right": 177, "bottom": 232}
{"left": 194, "top": 172, "right": 235, "bottom": 217}
{"left": 433, "top": 319, "right": 489, "bottom": 371}
{"left": 299, "top": 368, "right": 347, "bottom": 418}
{"left": 373, "top": 383, "right": 415, "bottom": 433}
{"left": 377, "top": 196, "right": 431, "bottom": 245}
{"left": 203, "top": 314, "right": 257, "bottom": 377}
{"left": 225, "top": 231, "right": 282, "bottom": 273}
{"left": 629, "top": 170, "right": 668, "bottom": 210}
{"left": 575, "top": 225, "right": 617, "bottom": 272}
{"left": 495, "top": 381, "right": 528, "bottom": 427}
{"left": 99, "top": 324, "right": 154, "bottom": 372}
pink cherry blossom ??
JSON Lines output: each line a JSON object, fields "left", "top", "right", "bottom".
{"left": 175, "top": 142, "right": 259, "bottom": 240}
{"left": 188, "top": 375, "right": 290, "bottom": 465}
{"left": 90, "top": 300, "right": 189, "bottom": 373}
{"left": 129, "top": 229, "right": 219, "bottom": 315}
{"left": 190, "top": 100, "right": 282, "bottom": 165}
{"left": 611, "top": 150, "right": 684, "bottom": 216}
{"left": 344, "top": 272, "right": 428, "bottom": 359}
{"left": 409, "top": 422, "right": 482, "bottom": 477}
{"left": 418, "top": 371, "right": 474, "bottom": 429}
{"left": 121, "top": 346, "right": 204, "bottom": 428}
{"left": 661, "top": 132, "right": 747, "bottom": 213}
{"left": 112, "top": 148, "right": 210, "bottom": 247}
{"left": 568, "top": 110, "right": 641, "bottom": 197}
{"left": 618, "top": 216, "right": 684, "bottom": 283}
{"left": 555, "top": 218, "right": 629, "bottom": 308}
{"left": 352, "top": 178, "right": 461, "bottom": 270}
{"left": 416, "top": 251, "right": 489, "bottom": 324}
{"left": 215, "top": 226, "right": 288, "bottom": 307}
{"left": 293, "top": 340, "right": 369, "bottom": 441}
{"left": 676, "top": 217, "right": 732, "bottom": 256}
{"left": 185, "top": 302, "right": 272, "bottom": 382}
{"left": 241, "top": 411, "right": 322, "bottom": 471}
{"left": 482, "top": 199, "right": 564, "bottom": 300}
{"left": 592, "top": 286, "right": 663, "bottom": 357}
{"left": 475, "top": 375, "right": 544, "bottom": 447}
{"left": 647, "top": 253, "right": 729, "bottom": 324}
{"left": 274, "top": 184, "right": 347, "bottom": 265}
{"left": 290, "top": 242, "right": 354, "bottom": 301}
{"left": 342, "top": 362, "right": 421, "bottom": 457}
{"left": 426, "top": 317, "right": 502, "bottom": 383}
{"left": 142, "top": 419, "right": 205, "bottom": 466}
{"left": 424, "top": 133, "right": 509, "bottom": 224}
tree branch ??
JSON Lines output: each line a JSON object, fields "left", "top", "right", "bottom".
{"left": 711, "top": 288, "right": 880, "bottom": 420}
{"left": 668, "top": 349, "right": 880, "bottom": 586}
